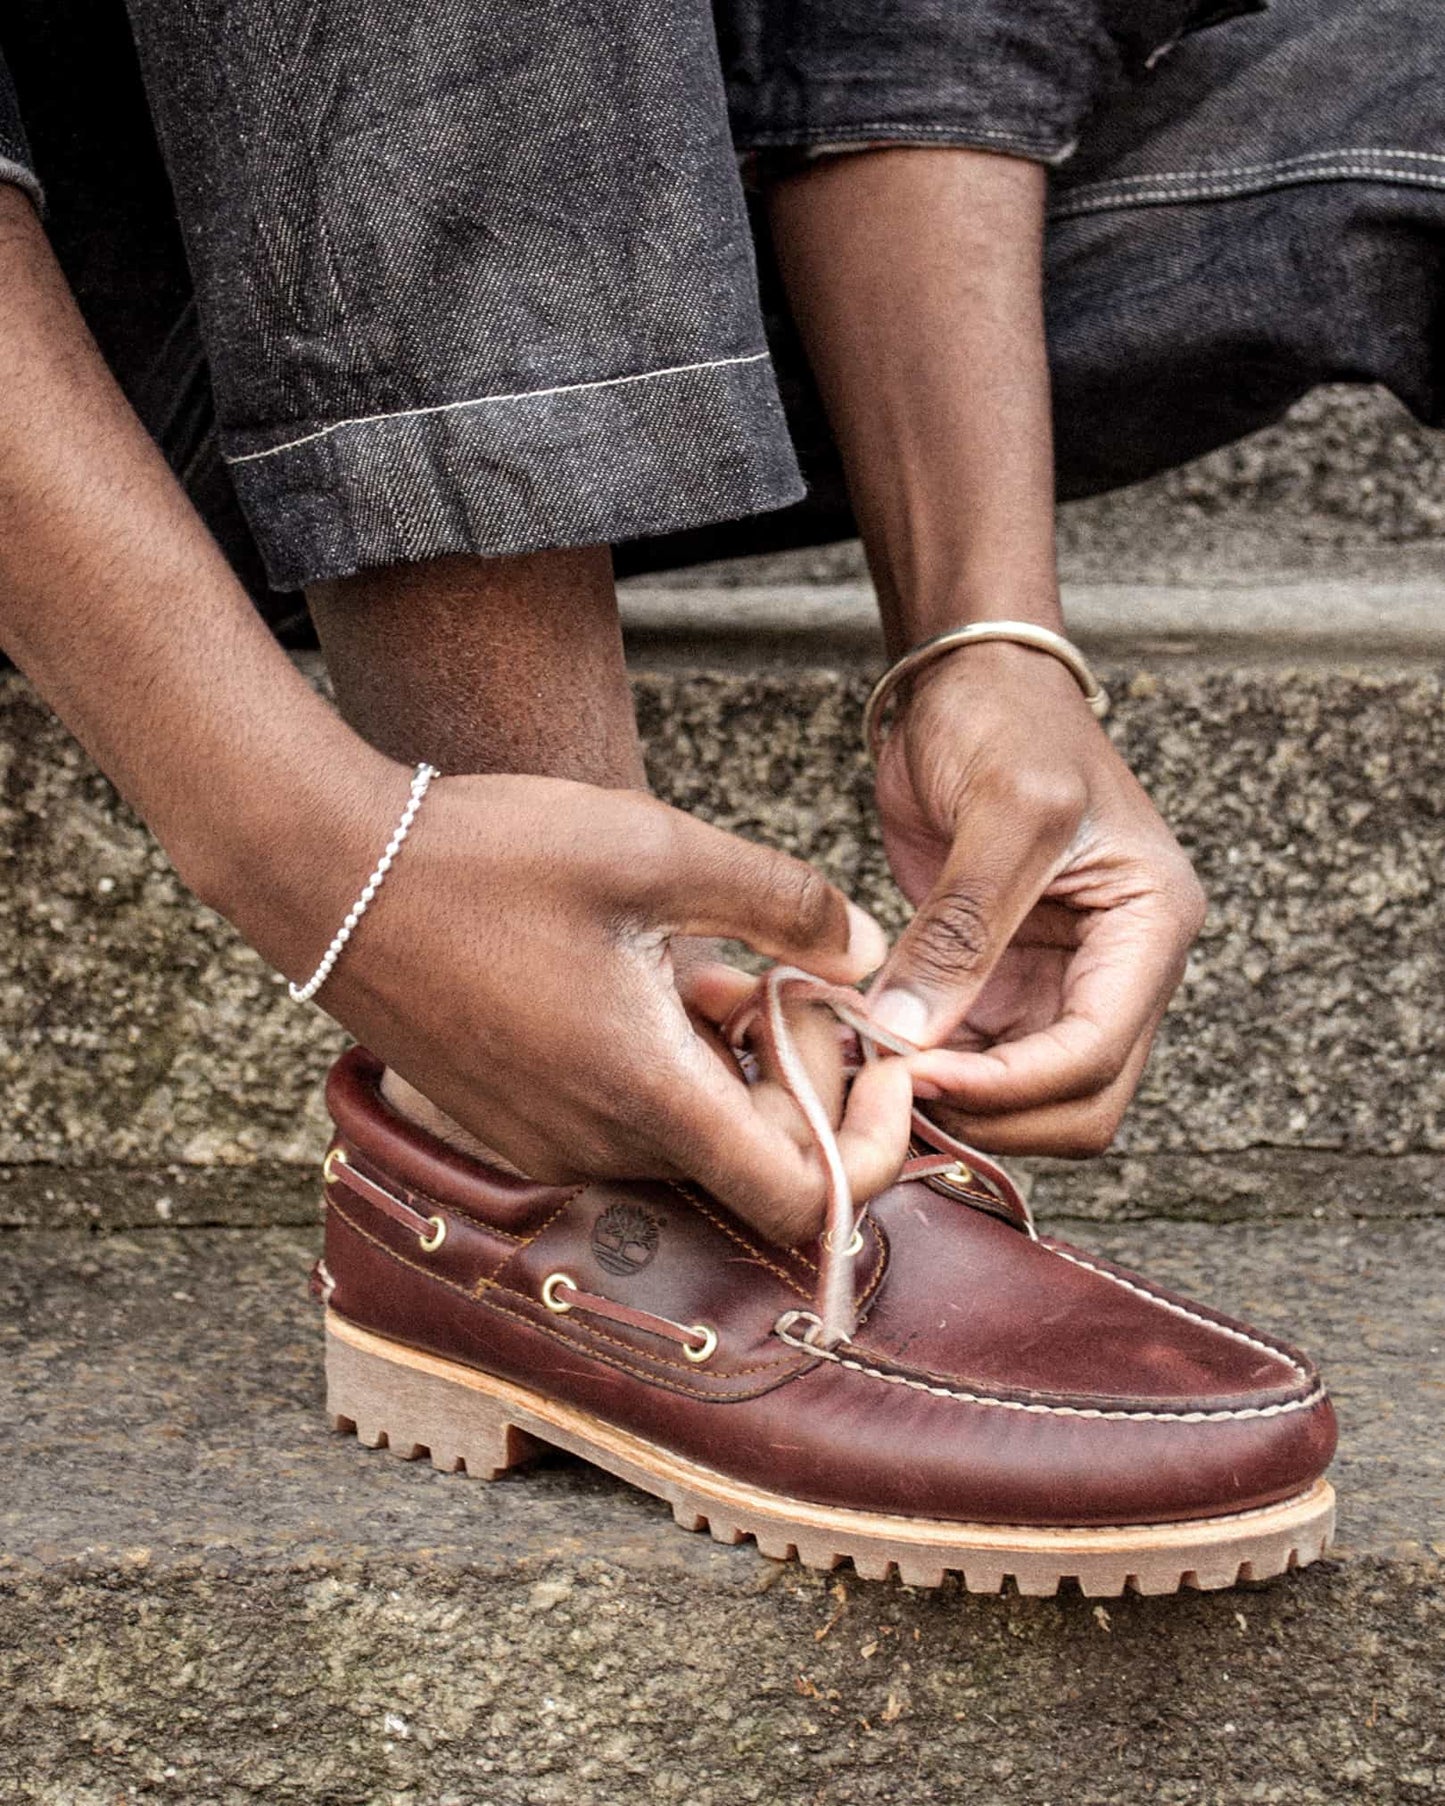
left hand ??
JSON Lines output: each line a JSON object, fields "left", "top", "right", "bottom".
{"left": 867, "top": 640, "right": 1207, "bottom": 1156}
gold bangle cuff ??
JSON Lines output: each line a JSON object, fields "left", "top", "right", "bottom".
{"left": 863, "top": 620, "right": 1110, "bottom": 760}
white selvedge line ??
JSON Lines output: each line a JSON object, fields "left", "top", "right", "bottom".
{"left": 226, "top": 350, "right": 773, "bottom": 465}
{"left": 1073, "top": 148, "right": 1445, "bottom": 192}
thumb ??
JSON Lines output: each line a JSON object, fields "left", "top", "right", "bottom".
{"left": 654, "top": 811, "right": 888, "bottom": 984}
{"left": 868, "top": 804, "right": 1073, "bottom": 1048}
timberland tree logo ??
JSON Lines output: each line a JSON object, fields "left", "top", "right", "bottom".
{"left": 591, "top": 1202, "right": 661, "bottom": 1276}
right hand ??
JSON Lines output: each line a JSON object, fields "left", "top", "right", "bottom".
{"left": 287, "top": 766, "right": 914, "bottom": 1244}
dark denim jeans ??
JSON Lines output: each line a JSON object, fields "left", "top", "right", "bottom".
{"left": 1, "top": 0, "right": 1441, "bottom": 603}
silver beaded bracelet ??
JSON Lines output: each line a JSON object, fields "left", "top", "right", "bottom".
{"left": 288, "top": 762, "right": 440, "bottom": 1004}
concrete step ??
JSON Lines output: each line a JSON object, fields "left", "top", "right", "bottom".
{"left": 618, "top": 577, "right": 1445, "bottom": 664}
{"left": 627, "top": 384, "right": 1445, "bottom": 590}
{"left": 2, "top": 588, "right": 1440, "bottom": 1221}
{"left": 2, "top": 1206, "right": 1441, "bottom": 1802}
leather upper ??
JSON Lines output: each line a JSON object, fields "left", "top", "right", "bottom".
{"left": 322, "top": 1046, "right": 1337, "bottom": 1528}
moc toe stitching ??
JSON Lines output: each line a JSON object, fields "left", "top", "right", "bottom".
{"left": 317, "top": 1044, "right": 1338, "bottom": 1550}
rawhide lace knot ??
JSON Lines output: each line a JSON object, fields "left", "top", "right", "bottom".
{"left": 724, "top": 967, "right": 1030, "bottom": 1350}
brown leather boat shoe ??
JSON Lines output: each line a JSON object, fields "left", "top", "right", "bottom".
{"left": 315, "top": 986, "right": 1336, "bottom": 1598}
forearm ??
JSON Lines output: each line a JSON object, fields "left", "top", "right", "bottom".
{"left": 766, "top": 148, "right": 1061, "bottom": 654}
{"left": 0, "top": 185, "right": 392, "bottom": 968}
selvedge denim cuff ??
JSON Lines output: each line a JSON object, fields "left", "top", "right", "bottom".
{"left": 122, "top": 0, "right": 806, "bottom": 590}
{"left": 0, "top": 53, "right": 42, "bottom": 206}
{"left": 720, "top": 0, "right": 1264, "bottom": 167}
{"left": 226, "top": 350, "right": 804, "bottom": 593}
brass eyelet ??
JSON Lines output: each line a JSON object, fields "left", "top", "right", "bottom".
{"left": 418, "top": 1215, "right": 447, "bottom": 1254}
{"left": 322, "top": 1146, "right": 346, "bottom": 1185}
{"left": 682, "top": 1324, "right": 718, "bottom": 1364}
{"left": 943, "top": 1161, "right": 975, "bottom": 1188}
{"left": 820, "top": 1225, "right": 865, "bottom": 1256}
{"left": 541, "top": 1272, "right": 577, "bottom": 1313}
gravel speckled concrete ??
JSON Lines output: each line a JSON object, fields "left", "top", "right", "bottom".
{"left": 634, "top": 665, "right": 1445, "bottom": 1161}
{"left": 620, "top": 579, "right": 1445, "bottom": 665}
{"left": 2, "top": 654, "right": 1441, "bottom": 1177}
{"left": 1, "top": 1214, "right": 1442, "bottom": 1804}
{"left": 1026, "top": 1151, "right": 1445, "bottom": 1226}
{"left": 2, "top": 1151, "right": 1436, "bottom": 1235}
{"left": 1055, "top": 387, "right": 1445, "bottom": 584}
{"left": 0, "top": 1162, "right": 320, "bottom": 1231}
{"left": 0, "top": 675, "right": 342, "bottom": 1167}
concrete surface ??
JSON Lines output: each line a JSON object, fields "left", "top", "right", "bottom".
{"left": 3, "top": 380, "right": 1443, "bottom": 1798}
{"left": 2, "top": 1209, "right": 1443, "bottom": 1804}
{"left": 1, "top": 1150, "right": 1439, "bottom": 1237}
{"left": 628, "top": 385, "right": 1445, "bottom": 591}
{"left": 0, "top": 648, "right": 1441, "bottom": 1181}
{"left": 618, "top": 580, "right": 1445, "bottom": 665}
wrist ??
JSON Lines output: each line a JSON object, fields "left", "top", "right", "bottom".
{"left": 904, "top": 633, "right": 1091, "bottom": 724}
{"left": 169, "top": 704, "right": 406, "bottom": 978}
{"left": 890, "top": 584, "right": 1066, "bottom": 650}
{"left": 867, "top": 620, "right": 1107, "bottom": 761}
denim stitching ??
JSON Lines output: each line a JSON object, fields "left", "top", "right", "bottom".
{"left": 226, "top": 351, "right": 774, "bottom": 465}
{"left": 739, "top": 122, "right": 1074, "bottom": 165}
{"left": 1055, "top": 149, "right": 1445, "bottom": 218}
{"left": 1077, "top": 148, "right": 1445, "bottom": 187}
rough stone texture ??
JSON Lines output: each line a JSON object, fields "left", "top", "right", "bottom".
{"left": 2, "top": 1213, "right": 1442, "bottom": 1804}
{"left": 634, "top": 665, "right": 1445, "bottom": 1160}
{"left": 1, "top": 655, "right": 1441, "bottom": 1176}
{"left": 2, "top": 1152, "right": 1437, "bottom": 1236}
{"left": 631, "top": 385, "right": 1445, "bottom": 589}
{"left": 0, "top": 1162, "right": 319, "bottom": 1231}
{"left": 0, "top": 675, "right": 340, "bottom": 1168}
{"left": 1055, "top": 388, "right": 1445, "bottom": 584}
{"left": 4, "top": 1557, "right": 1442, "bottom": 1806}
{"left": 1027, "top": 1152, "right": 1445, "bottom": 1227}
{"left": 620, "top": 579, "right": 1445, "bottom": 665}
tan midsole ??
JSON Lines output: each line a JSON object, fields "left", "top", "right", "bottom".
{"left": 325, "top": 1311, "right": 1334, "bottom": 1558}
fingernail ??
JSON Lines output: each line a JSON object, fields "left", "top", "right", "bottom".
{"left": 911, "top": 1077, "right": 943, "bottom": 1101}
{"left": 844, "top": 903, "right": 889, "bottom": 975}
{"left": 868, "top": 988, "right": 930, "bottom": 1048}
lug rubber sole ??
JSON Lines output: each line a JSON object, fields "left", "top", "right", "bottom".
{"left": 324, "top": 1311, "right": 1335, "bottom": 1597}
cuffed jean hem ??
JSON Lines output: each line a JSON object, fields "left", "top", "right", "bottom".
{"left": 730, "top": 100, "right": 1080, "bottom": 166}
{"left": 0, "top": 152, "right": 42, "bottom": 206}
{"left": 223, "top": 351, "right": 805, "bottom": 591}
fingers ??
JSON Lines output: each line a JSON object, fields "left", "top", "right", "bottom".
{"left": 656, "top": 1015, "right": 913, "bottom": 1247}
{"left": 869, "top": 774, "right": 1083, "bottom": 1047}
{"left": 661, "top": 1073, "right": 832, "bottom": 1245}
{"left": 748, "top": 992, "right": 851, "bottom": 1134}
{"left": 906, "top": 896, "right": 1192, "bottom": 1113}
{"left": 642, "top": 805, "right": 888, "bottom": 983}
{"left": 915, "top": 1024, "right": 1159, "bottom": 1158}
{"left": 671, "top": 944, "right": 756, "bottom": 1028}
{"left": 835, "top": 1053, "right": 916, "bottom": 1203}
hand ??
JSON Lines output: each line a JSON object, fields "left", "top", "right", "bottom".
{"left": 868, "top": 642, "right": 1207, "bottom": 1155}
{"left": 0, "top": 186, "right": 912, "bottom": 1242}
{"left": 280, "top": 765, "right": 913, "bottom": 1242}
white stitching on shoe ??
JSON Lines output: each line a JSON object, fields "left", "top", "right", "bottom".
{"left": 774, "top": 1315, "right": 1325, "bottom": 1424}
{"left": 1043, "top": 1247, "right": 1308, "bottom": 1381}
{"left": 225, "top": 351, "right": 773, "bottom": 465}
